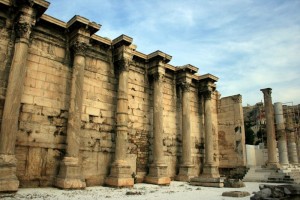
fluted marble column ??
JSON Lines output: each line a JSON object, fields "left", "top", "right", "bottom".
{"left": 261, "top": 88, "right": 279, "bottom": 169}
{"left": 145, "top": 62, "right": 170, "bottom": 185}
{"left": 0, "top": 2, "right": 44, "bottom": 192}
{"left": 176, "top": 81, "right": 194, "bottom": 181}
{"left": 274, "top": 102, "right": 289, "bottom": 167}
{"left": 105, "top": 54, "right": 134, "bottom": 187}
{"left": 286, "top": 111, "right": 298, "bottom": 165}
{"left": 55, "top": 40, "right": 87, "bottom": 189}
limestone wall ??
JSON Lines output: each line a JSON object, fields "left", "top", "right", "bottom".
{"left": 217, "top": 94, "right": 246, "bottom": 168}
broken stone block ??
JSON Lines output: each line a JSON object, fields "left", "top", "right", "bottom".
{"left": 222, "top": 191, "right": 250, "bottom": 197}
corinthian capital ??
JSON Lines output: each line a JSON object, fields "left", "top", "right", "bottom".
{"left": 203, "top": 90, "right": 213, "bottom": 100}
{"left": 261, "top": 88, "right": 272, "bottom": 98}
{"left": 15, "top": 22, "right": 32, "bottom": 40}
{"left": 117, "top": 59, "right": 130, "bottom": 72}
{"left": 153, "top": 72, "right": 165, "bottom": 83}
{"left": 72, "top": 41, "right": 88, "bottom": 56}
{"left": 179, "top": 81, "right": 191, "bottom": 92}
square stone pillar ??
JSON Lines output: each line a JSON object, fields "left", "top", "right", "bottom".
{"left": 105, "top": 35, "right": 134, "bottom": 187}
{"left": 144, "top": 51, "right": 171, "bottom": 185}
{"left": 175, "top": 65, "right": 198, "bottom": 182}
{"left": 55, "top": 16, "right": 100, "bottom": 189}
{"left": 0, "top": 1, "right": 49, "bottom": 192}
{"left": 190, "top": 74, "right": 223, "bottom": 188}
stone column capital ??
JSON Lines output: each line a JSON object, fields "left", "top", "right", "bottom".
{"left": 261, "top": 88, "right": 272, "bottom": 97}
{"left": 178, "top": 81, "right": 191, "bottom": 92}
{"left": 116, "top": 58, "right": 131, "bottom": 72}
{"left": 203, "top": 90, "right": 213, "bottom": 100}
{"left": 153, "top": 72, "right": 165, "bottom": 83}
{"left": 198, "top": 80, "right": 216, "bottom": 99}
{"left": 15, "top": 22, "right": 32, "bottom": 40}
{"left": 14, "top": 5, "right": 36, "bottom": 42}
{"left": 71, "top": 41, "right": 88, "bottom": 56}
{"left": 199, "top": 85, "right": 214, "bottom": 100}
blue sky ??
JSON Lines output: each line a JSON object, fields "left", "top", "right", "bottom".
{"left": 45, "top": 0, "right": 300, "bottom": 106}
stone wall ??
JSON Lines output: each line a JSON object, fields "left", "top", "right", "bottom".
{"left": 217, "top": 94, "right": 246, "bottom": 168}
{"left": 0, "top": 0, "right": 246, "bottom": 191}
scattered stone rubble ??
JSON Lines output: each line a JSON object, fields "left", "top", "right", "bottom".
{"left": 250, "top": 184, "right": 300, "bottom": 200}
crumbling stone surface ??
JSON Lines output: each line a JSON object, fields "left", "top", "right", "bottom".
{"left": 218, "top": 95, "right": 246, "bottom": 169}
{"left": 251, "top": 184, "right": 300, "bottom": 200}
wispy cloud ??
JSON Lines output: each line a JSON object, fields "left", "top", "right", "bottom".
{"left": 46, "top": 0, "right": 300, "bottom": 105}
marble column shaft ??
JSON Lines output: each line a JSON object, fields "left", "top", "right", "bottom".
{"left": 0, "top": 5, "right": 36, "bottom": 192}
{"left": 181, "top": 83, "right": 192, "bottom": 165}
{"left": 114, "top": 60, "right": 129, "bottom": 164}
{"left": 204, "top": 92, "right": 215, "bottom": 167}
{"left": 176, "top": 81, "right": 194, "bottom": 181}
{"left": 55, "top": 41, "right": 87, "bottom": 189}
{"left": 153, "top": 72, "right": 165, "bottom": 165}
{"left": 274, "top": 102, "right": 289, "bottom": 166}
{"left": 286, "top": 112, "right": 298, "bottom": 164}
{"left": 261, "top": 88, "right": 279, "bottom": 169}
{"left": 144, "top": 70, "right": 170, "bottom": 185}
{"left": 66, "top": 42, "right": 86, "bottom": 158}
{"left": 105, "top": 58, "right": 133, "bottom": 187}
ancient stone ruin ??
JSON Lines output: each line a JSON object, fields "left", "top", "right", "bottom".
{"left": 243, "top": 88, "right": 300, "bottom": 184}
{"left": 0, "top": 0, "right": 246, "bottom": 192}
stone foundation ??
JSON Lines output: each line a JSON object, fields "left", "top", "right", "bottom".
{"left": 190, "top": 177, "right": 224, "bottom": 187}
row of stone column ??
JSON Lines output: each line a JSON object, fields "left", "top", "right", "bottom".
{"left": 261, "top": 88, "right": 299, "bottom": 169}
{"left": 104, "top": 42, "right": 222, "bottom": 187}
{"left": 0, "top": 1, "right": 223, "bottom": 192}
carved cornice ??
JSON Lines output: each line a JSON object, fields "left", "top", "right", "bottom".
{"left": 71, "top": 41, "right": 88, "bottom": 56}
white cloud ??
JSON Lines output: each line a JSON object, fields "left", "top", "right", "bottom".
{"left": 46, "top": 0, "right": 300, "bottom": 106}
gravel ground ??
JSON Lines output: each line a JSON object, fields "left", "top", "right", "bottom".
{"left": 0, "top": 181, "right": 282, "bottom": 200}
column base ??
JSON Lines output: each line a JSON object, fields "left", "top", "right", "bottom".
{"left": 201, "top": 164, "right": 221, "bottom": 178}
{"left": 175, "top": 164, "right": 195, "bottom": 182}
{"left": 0, "top": 154, "right": 19, "bottom": 192}
{"left": 189, "top": 163, "right": 223, "bottom": 187}
{"left": 144, "top": 163, "right": 170, "bottom": 185}
{"left": 54, "top": 157, "right": 86, "bottom": 189}
{"left": 105, "top": 162, "right": 134, "bottom": 187}
{"left": 266, "top": 162, "right": 280, "bottom": 170}
{"left": 190, "top": 177, "right": 224, "bottom": 187}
